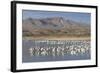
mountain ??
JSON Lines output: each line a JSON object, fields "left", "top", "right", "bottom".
{"left": 22, "top": 17, "right": 90, "bottom": 37}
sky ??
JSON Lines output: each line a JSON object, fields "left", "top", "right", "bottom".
{"left": 22, "top": 10, "right": 91, "bottom": 24}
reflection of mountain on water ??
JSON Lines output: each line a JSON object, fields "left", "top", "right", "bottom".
{"left": 22, "top": 40, "right": 91, "bottom": 63}
{"left": 22, "top": 17, "right": 90, "bottom": 37}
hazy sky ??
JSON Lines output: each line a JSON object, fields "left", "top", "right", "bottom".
{"left": 22, "top": 10, "right": 91, "bottom": 24}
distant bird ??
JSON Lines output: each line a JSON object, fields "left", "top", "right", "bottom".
{"left": 70, "top": 50, "right": 76, "bottom": 55}
{"left": 29, "top": 47, "right": 34, "bottom": 56}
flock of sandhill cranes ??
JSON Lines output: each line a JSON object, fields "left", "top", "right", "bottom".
{"left": 29, "top": 40, "right": 90, "bottom": 57}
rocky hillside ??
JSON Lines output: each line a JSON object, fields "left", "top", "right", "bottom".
{"left": 22, "top": 17, "right": 90, "bottom": 37}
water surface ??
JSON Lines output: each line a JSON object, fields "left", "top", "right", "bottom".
{"left": 22, "top": 39, "right": 91, "bottom": 63}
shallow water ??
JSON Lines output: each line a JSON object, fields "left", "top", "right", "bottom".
{"left": 22, "top": 39, "right": 91, "bottom": 63}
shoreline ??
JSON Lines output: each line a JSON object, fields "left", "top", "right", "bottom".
{"left": 23, "top": 36, "right": 90, "bottom": 40}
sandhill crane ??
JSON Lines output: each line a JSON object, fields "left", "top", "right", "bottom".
{"left": 29, "top": 47, "right": 34, "bottom": 56}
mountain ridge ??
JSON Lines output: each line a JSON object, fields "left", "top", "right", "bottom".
{"left": 22, "top": 17, "right": 90, "bottom": 37}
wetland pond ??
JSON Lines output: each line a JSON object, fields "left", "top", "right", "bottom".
{"left": 22, "top": 39, "right": 91, "bottom": 63}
